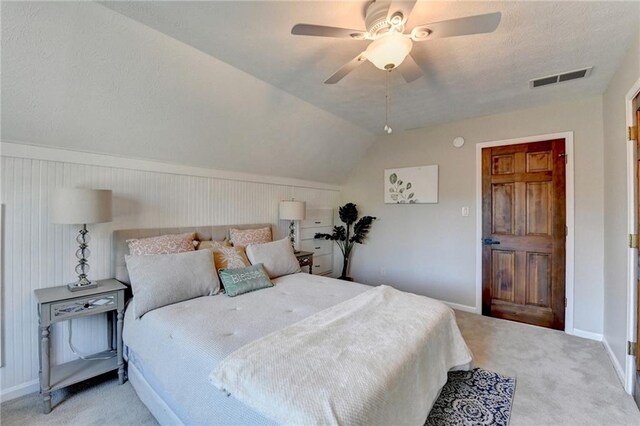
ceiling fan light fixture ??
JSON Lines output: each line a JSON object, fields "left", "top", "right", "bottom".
{"left": 364, "top": 33, "right": 412, "bottom": 71}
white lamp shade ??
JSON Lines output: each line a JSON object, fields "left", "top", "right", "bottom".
{"left": 279, "top": 200, "right": 306, "bottom": 221}
{"left": 364, "top": 33, "right": 413, "bottom": 70}
{"left": 51, "top": 188, "right": 113, "bottom": 224}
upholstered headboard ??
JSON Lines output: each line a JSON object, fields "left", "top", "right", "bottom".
{"left": 113, "top": 224, "right": 273, "bottom": 284}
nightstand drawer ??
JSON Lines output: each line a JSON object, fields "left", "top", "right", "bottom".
{"left": 51, "top": 292, "right": 118, "bottom": 320}
{"left": 301, "top": 209, "right": 333, "bottom": 229}
{"left": 300, "top": 239, "right": 332, "bottom": 256}
{"left": 301, "top": 217, "right": 332, "bottom": 228}
{"left": 300, "top": 226, "right": 332, "bottom": 240}
{"left": 312, "top": 254, "right": 332, "bottom": 275}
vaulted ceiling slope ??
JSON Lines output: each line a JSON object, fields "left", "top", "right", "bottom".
{"left": 101, "top": 1, "right": 640, "bottom": 132}
{"left": 1, "top": 1, "right": 373, "bottom": 185}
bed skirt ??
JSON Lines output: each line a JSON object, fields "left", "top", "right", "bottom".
{"left": 128, "top": 361, "right": 185, "bottom": 426}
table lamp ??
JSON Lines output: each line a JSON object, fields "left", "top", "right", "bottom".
{"left": 51, "top": 188, "right": 113, "bottom": 291}
{"left": 279, "top": 200, "right": 306, "bottom": 253}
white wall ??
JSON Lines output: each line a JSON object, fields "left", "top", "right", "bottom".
{"left": 1, "top": 1, "right": 372, "bottom": 185}
{"left": 602, "top": 28, "right": 640, "bottom": 379}
{"left": 0, "top": 143, "right": 340, "bottom": 400}
{"left": 340, "top": 96, "right": 605, "bottom": 334}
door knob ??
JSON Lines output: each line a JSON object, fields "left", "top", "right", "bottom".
{"left": 482, "top": 238, "right": 501, "bottom": 246}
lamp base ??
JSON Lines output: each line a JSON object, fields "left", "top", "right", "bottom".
{"left": 67, "top": 281, "right": 98, "bottom": 292}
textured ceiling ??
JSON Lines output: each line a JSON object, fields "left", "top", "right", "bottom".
{"left": 101, "top": 0, "right": 640, "bottom": 132}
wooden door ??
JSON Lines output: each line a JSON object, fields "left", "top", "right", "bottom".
{"left": 482, "top": 139, "right": 566, "bottom": 330}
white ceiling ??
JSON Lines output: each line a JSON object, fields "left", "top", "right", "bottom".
{"left": 1, "top": 1, "right": 372, "bottom": 184}
{"left": 101, "top": 0, "right": 640, "bottom": 132}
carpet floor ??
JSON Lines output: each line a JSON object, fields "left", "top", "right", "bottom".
{"left": 2, "top": 311, "right": 639, "bottom": 425}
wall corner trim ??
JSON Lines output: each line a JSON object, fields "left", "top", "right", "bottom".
{"left": 442, "top": 301, "right": 480, "bottom": 314}
{"left": 603, "top": 337, "right": 626, "bottom": 386}
{"left": 569, "top": 328, "right": 603, "bottom": 342}
{"left": 0, "top": 140, "right": 341, "bottom": 192}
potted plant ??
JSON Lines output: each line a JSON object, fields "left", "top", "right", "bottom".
{"left": 314, "top": 203, "right": 376, "bottom": 281}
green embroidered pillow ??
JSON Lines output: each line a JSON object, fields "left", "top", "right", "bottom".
{"left": 218, "top": 263, "right": 274, "bottom": 297}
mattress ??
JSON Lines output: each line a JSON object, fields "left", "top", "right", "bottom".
{"left": 123, "top": 273, "right": 368, "bottom": 425}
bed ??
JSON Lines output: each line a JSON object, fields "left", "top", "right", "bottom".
{"left": 114, "top": 225, "right": 472, "bottom": 425}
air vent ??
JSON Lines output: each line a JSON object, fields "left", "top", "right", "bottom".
{"left": 530, "top": 67, "right": 593, "bottom": 89}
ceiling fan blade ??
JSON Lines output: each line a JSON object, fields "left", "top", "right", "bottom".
{"left": 291, "top": 24, "right": 366, "bottom": 39}
{"left": 398, "top": 54, "right": 423, "bottom": 83}
{"left": 411, "top": 12, "right": 501, "bottom": 41}
{"left": 324, "top": 53, "right": 367, "bottom": 84}
{"left": 386, "top": 0, "right": 418, "bottom": 26}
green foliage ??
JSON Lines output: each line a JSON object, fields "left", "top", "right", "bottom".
{"left": 388, "top": 173, "right": 417, "bottom": 204}
{"left": 314, "top": 203, "right": 376, "bottom": 279}
{"left": 351, "top": 216, "right": 375, "bottom": 244}
{"left": 338, "top": 203, "right": 358, "bottom": 225}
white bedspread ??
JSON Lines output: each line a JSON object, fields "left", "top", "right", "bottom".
{"left": 210, "top": 285, "right": 472, "bottom": 426}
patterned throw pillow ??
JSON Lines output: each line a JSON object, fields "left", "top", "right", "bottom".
{"left": 229, "top": 227, "right": 272, "bottom": 248}
{"left": 197, "top": 240, "right": 250, "bottom": 270}
{"left": 218, "top": 263, "right": 274, "bottom": 297}
{"left": 127, "top": 232, "right": 196, "bottom": 256}
{"left": 197, "top": 240, "right": 231, "bottom": 250}
{"left": 214, "top": 247, "right": 250, "bottom": 270}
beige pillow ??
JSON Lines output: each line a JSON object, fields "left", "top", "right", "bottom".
{"left": 125, "top": 250, "right": 220, "bottom": 318}
{"left": 198, "top": 240, "right": 250, "bottom": 271}
{"left": 197, "top": 240, "right": 232, "bottom": 250}
{"left": 246, "top": 238, "right": 301, "bottom": 279}
{"left": 229, "top": 227, "right": 272, "bottom": 248}
{"left": 127, "top": 232, "right": 196, "bottom": 256}
{"left": 214, "top": 247, "right": 250, "bottom": 270}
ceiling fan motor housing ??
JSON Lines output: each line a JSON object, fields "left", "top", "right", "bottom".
{"left": 365, "top": 1, "right": 404, "bottom": 36}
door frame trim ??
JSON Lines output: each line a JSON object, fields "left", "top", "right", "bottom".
{"left": 475, "top": 132, "right": 575, "bottom": 333}
{"left": 624, "top": 77, "right": 640, "bottom": 395}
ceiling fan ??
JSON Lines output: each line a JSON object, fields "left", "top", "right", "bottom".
{"left": 291, "top": 0, "right": 501, "bottom": 84}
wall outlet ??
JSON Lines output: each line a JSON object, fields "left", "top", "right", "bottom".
{"left": 461, "top": 206, "right": 469, "bottom": 217}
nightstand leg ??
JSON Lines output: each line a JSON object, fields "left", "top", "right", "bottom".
{"left": 40, "top": 325, "right": 51, "bottom": 414}
{"left": 117, "top": 309, "right": 125, "bottom": 385}
{"left": 107, "top": 311, "right": 114, "bottom": 351}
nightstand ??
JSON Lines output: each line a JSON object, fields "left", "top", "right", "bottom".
{"left": 295, "top": 251, "right": 314, "bottom": 274}
{"left": 299, "top": 208, "right": 334, "bottom": 275}
{"left": 34, "top": 279, "right": 127, "bottom": 414}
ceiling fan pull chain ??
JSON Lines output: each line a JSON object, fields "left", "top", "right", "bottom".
{"left": 384, "top": 70, "right": 392, "bottom": 134}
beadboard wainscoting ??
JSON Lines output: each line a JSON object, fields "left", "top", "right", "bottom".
{"left": 0, "top": 143, "right": 340, "bottom": 401}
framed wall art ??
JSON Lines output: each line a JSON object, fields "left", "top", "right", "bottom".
{"left": 384, "top": 165, "right": 438, "bottom": 204}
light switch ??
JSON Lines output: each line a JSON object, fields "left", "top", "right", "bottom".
{"left": 461, "top": 206, "right": 469, "bottom": 217}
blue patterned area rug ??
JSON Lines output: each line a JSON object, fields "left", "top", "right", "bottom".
{"left": 425, "top": 368, "right": 516, "bottom": 426}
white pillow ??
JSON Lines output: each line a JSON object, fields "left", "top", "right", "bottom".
{"left": 245, "top": 238, "right": 301, "bottom": 279}
{"left": 125, "top": 249, "right": 220, "bottom": 318}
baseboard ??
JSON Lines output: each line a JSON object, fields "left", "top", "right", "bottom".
{"left": 444, "top": 301, "right": 479, "bottom": 314}
{"left": 569, "top": 328, "right": 603, "bottom": 342}
{"left": 602, "top": 337, "right": 625, "bottom": 386}
{"left": 0, "top": 379, "right": 39, "bottom": 403}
